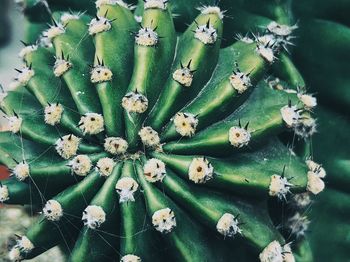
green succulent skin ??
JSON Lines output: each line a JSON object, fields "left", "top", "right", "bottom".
{"left": 1, "top": 0, "right": 348, "bottom": 261}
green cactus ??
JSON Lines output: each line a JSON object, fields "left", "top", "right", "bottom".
{"left": 2, "top": 0, "right": 346, "bottom": 261}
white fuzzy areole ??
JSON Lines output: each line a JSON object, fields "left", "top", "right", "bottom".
{"left": 54, "top": 58, "right": 72, "bottom": 77}
{"left": 0, "top": 184, "right": 9, "bottom": 202}
{"left": 122, "top": 92, "right": 148, "bottom": 113}
{"left": 44, "top": 103, "right": 64, "bottom": 125}
{"left": 55, "top": 134, "right": 81, "bottom": 159}
{"left": 79, "top": 113, "right": 105, "bottom": 135}
{"left": 152, "top": 208, "right": 176, "bottom": 233}
{"left": 267, "top": 21, "right": 296, "bottom": 37}
{"left": 96, "top": 0, "right": 115, "bottom": 8}
{"left": 287, "top": 212, "right": 310, "bottom": 238}
{"left": 90, "top": 65, "right": 113, "bottom": 83}
{"left": 139, "top": 127, "right": 160, "bottom": 148}
{"left": 39, "top": 35, "right": 53, "bottom": 48}
{"left": 43, "top": 200, "right": 64, "bottom": 221}
{"left": 256, "top": 44, "right": 275, "bottom": 63}
{"left": 228, "top": 126, "right": 251, "bottom": 148}
{"left": 292, "top": 193, "right": 311, "bottom": 208}
{"left": 172, "top": 68, "right": 194, "bottom": 87}
{"left": 89, "top": 17, "right": 112, "bottom": 35}
{"left": 194, "top": 24, "right": 218, "bottom": 45}
{"left": 104, "top": 137, "right": 128, "bottom": 155}
{"left": 13, "top": 162, "right": 30, "bottom": 181}
{"left": 135, "top": 27, "right": 158, "bottom": 46}
{"left": 69, "top": 155, "right": 92, "bottom": 176}
{"left": 257, "top": 34, "right": 277, "bottom": 48}
{"left": 18, "top": 236, "right": 34, "bottom": 252}
{"left": 82, "top": 205, "right": 106, "bottom": 229}
{"left": 294, "top": 116, "right": 317, "bottom": 138}
{"left": 307, "top": 171, "right": 325, "bottom": 195}
{"left": 18, "top": 45, "right": 38, "bottom": 59}
{"left": 198, "top": 6, "right": 224, "bottom": 20}
{"left": 8, "top": 116, "right": 22, "bottom": 134}
{"left": 43, "top": 25, "right": 65, "bottom": 40}
{"left": 298, "top": 93, "right": 317, "bottom": 109}
{"left": 216, "top": 213, "right": 242, "bottom": 237}
{"left": 115, "top": 177, "right": 139, "bottom": 203}
{"left": 8, "top": 246, "right": 22, "bottom": 261}
{"left": 282, "top": 244, "right": 295, "bottom": 262}
{"left": 188, "top": 157, "right": 214, "bottom": 184}
{"left": 96, "top": 157, "right": 115, "bottom": 177}
{"left": 60, "top": 13, "right": 80, "bottom": 26}
{"left": 280, "top": 104, "right": 300, "bottom": 128}
{"left": 173, "top": 112, "right": 198, "bottom": 137}
{"left": 259, "top": 241, "right": 283, "bottom": 262}
{"left": 15, "top": 66, "right": 35, "bottom": 86}
{"left": 229, "top": 71, "right": 252, "bottom": 94}
{"left": 144, "top": 0, "right": 167, "bottom": 10}
{"left": 143, "top": 158, "right": 166, "bottom": 183}
{"left": 306, "top": 160, "right": 326, "bottom": 178}
{"left": 120, "top": 254, "right": 142, "bottom": 262}
{"left": 269, "top": 174, "right": 293, "bottom": 200}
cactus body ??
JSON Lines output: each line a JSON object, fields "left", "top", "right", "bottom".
{"left": 2, "top": 0, "right": 346, "bottom": 261}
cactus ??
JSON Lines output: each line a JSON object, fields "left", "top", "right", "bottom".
{"left": 1, "top": 0, "right": 344, "bottom": 261}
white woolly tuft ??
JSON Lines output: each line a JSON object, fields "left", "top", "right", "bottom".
{"left": 229, "top": 70, "right": 252, "bottom": 94}
{"left": 96, "top": 157, "right": 116, "bottom": 177}
{"left": 43, "top": 25, "right": 65, "bottom": 40}
{"left": 228, "top": 126, "right": 251, "bottom": 148}
{"left": 197, "top": 6, "right": 224, "bottom": 20}
{"left": 120, "top": 254, "right": 142, "bottom": 262}
{"left": 194, "top": 22, "right": 217, "bottom": 45}
{"left": 307, "top": 171, "right": 325, "bottom": 195}
{"left": 90, "top": 65, "right": 113, "bottom": 83}
{"left": 104, "top": 137, "right": 128, "bottom": 155}
{"left": 115, "top": 177, "right": 139, "bottom": 203}
{"left": 89, "top": 16, "right": 112, "bottom": 35}
{"left": 188, "top": 157, "right": 214, "bottom": 184}
{"left": 44, "top": 103, "right": 64, "bottom": 125}
{"left": 43, "top": 200, "right": 64, "bottom": 221}
{"left": 291, "top": 193, "right": 312, "bottom": 208}
{"left": 256, "top": 44, "right": 275, "bottom": 63}
{"left": 0, "top": 184, "right": 9, "bottom": 202}
{"left": 269, "top": 174, "right": 293, "bottom": 200}
{"left": 216, "top": 213, "right": 242, "bottom": 237}
{"left": 69, "top": 155, "right": 92, "bottom": 176}
{"left": 139, "top": 126, "right": 160, "bottom": 148}
{"left": 9, "top": 236, "right": 34, "bottom": 261}
{"left": 122, "top": 92, "right": 148, "bottom": 113}
{"left": 79, "top": 113, "right": 105, "bottom": 135}
{"left": 135, "top": 27, "right": 158, "bottom": 46}
{"left": 55, "top": 134, "right": 81, "bottom": 159}
{"left": 298, "top": 93, "right": 317, "bottom": 109}
{"left": 259, "top": 241, "right": 295, "bottom": 262}
{"left": 18, "top": 45, "right": 37, "bottom": 59}
{"left": 53, "top": 58, "right": 72, "bottom": 77}
{"left": 267, "top": 21, "right": 297, "bottom": 37}
{"left": 286, "top": 212, "right": 310, "bottom": 238}
{"left": 13, "top": 162, "right": 30, "bottom": 181}
{"left": 152, "top": 208, "right": 176, "bottom": 233}
{"left": 306, "top": 160, "right": 326, "bottom": 178}
{"left": 60, "top": 13, "right": 80, "bottom": 26}
{"left": 144, "top": 0, "right": 167, "bottom": 10}
{"left": 173, "top": 112, "right": 198, "bottom": 137}
{"left": 14, "top": 66, "right": 35, "bottom": 87}
{"left": 143, "top": 158, "right": 166, "bottom": 183}
{"left": 294, "top": 116, "right": 317, "bottom": 139}
{"left": 7, "top": 115, "right": 22, "bottom": 134}
{"left": 172, "top": 67, "right": 194, "bottom": 87}
{"left": 134, "top": 15, "right": 142, "bottom": 23}
{"left": 280, "top": 104, "right": 300, "bottom": 128}
{"left": 82, "top": 205, "right": 106, "bottom": 229}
